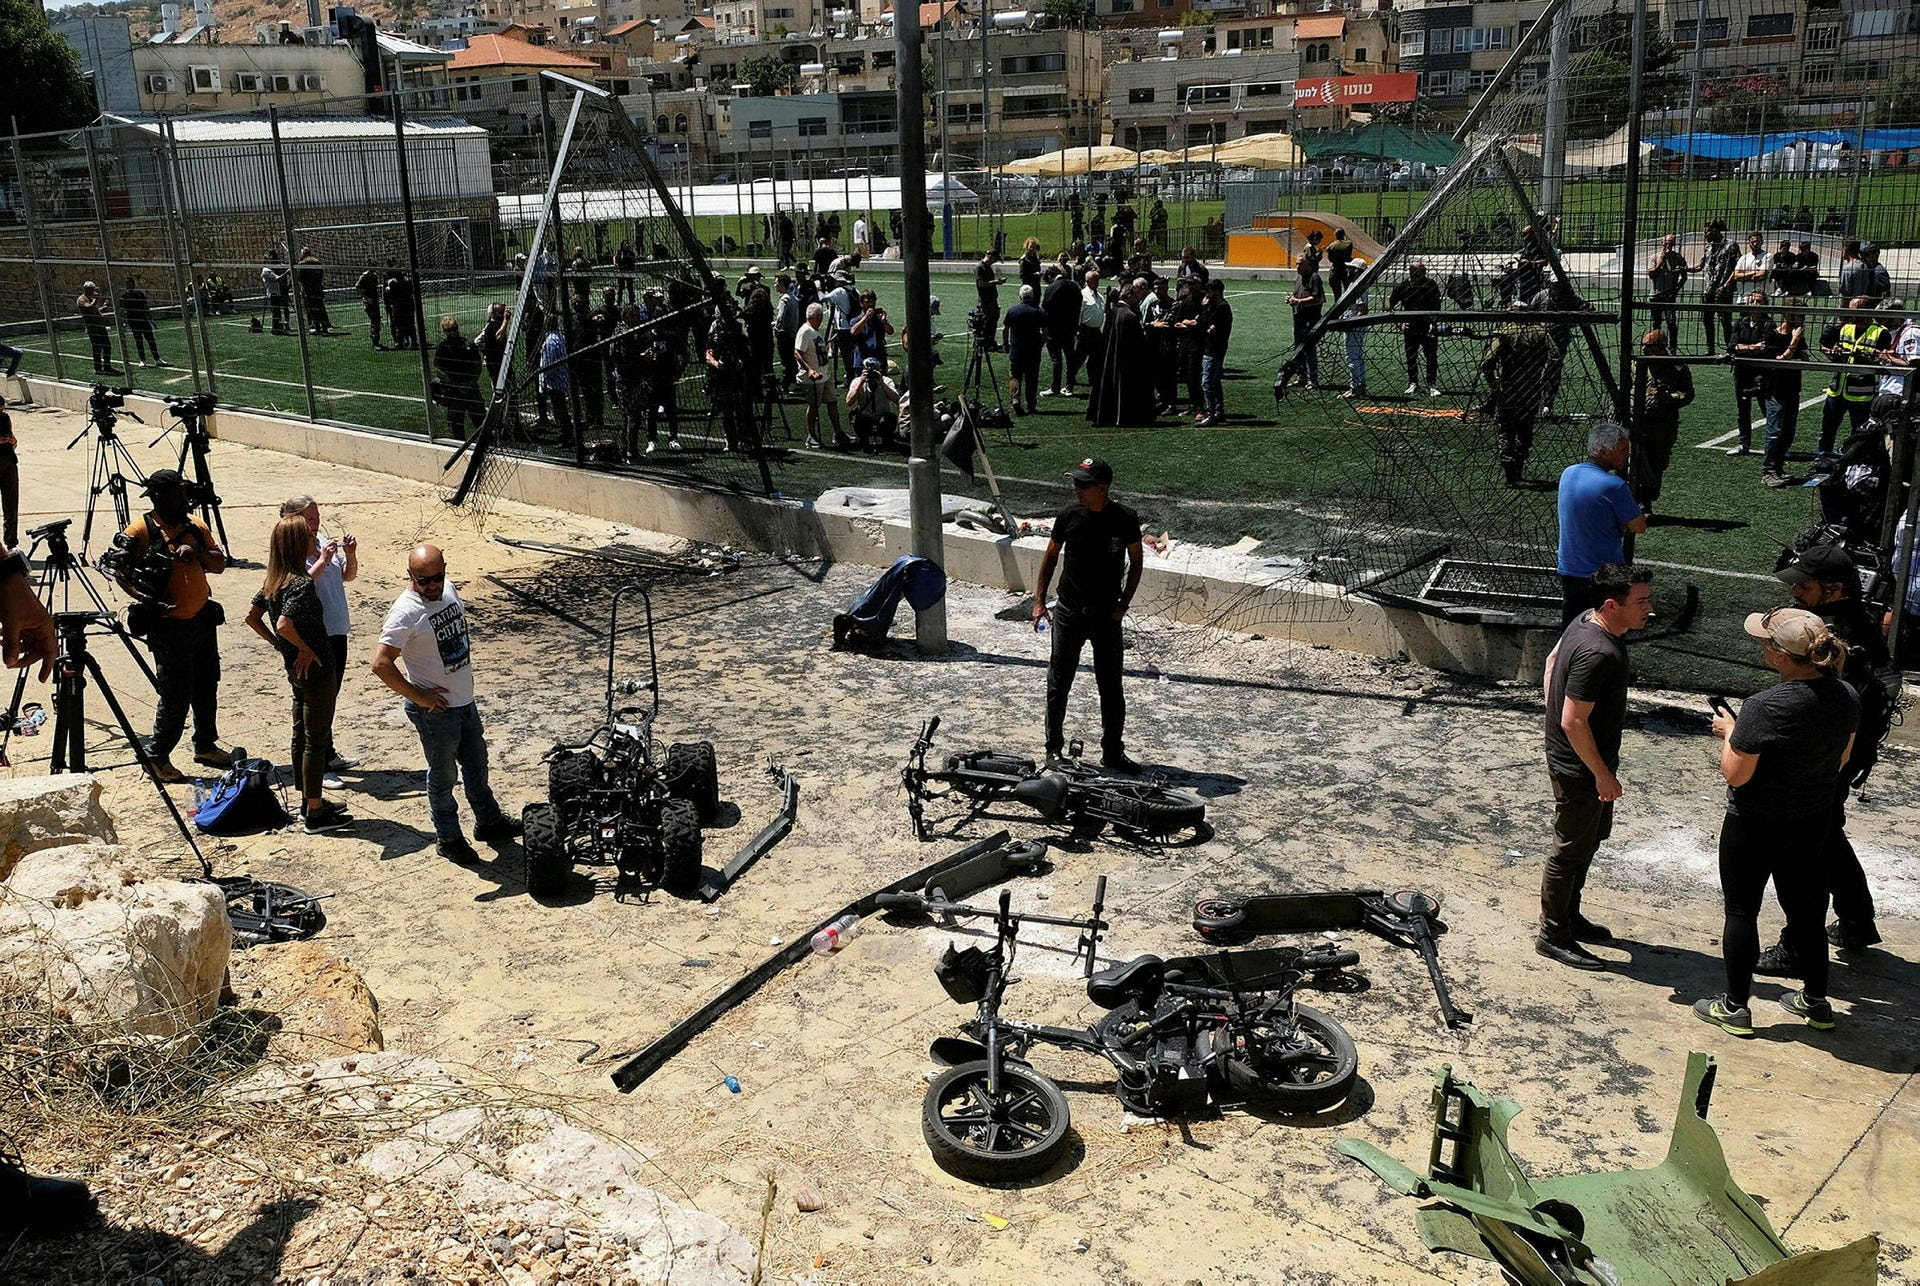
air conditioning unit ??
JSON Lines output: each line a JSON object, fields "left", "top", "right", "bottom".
{"left": 300, "top": 73, "right": 327, "bottom": 90}
{"left": 145, "top": 73, "right": 180, "bottom": 93}
{"left": 272, "top": 73, "right": 295, "bottom": 91}
{"left": 234, "top": 71, "right": 264, "bottom": 90}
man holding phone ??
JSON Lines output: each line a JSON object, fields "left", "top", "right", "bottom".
{"left": 1537, "top": 563, "right": 1655, "bottom": 970}
{"left": 371, "top": 544, "right": 521, "bottom": 864}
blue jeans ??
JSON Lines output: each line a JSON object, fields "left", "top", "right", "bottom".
{"left": 1201, "top": 352, "right": 1225, "bottom": 419}
{"left": 1761, "top": 392, "right": 1799, "bottom": 474}
{"left": 1344, "top": 331, "right": 1366, "bottom": 390}
{"left": 405, "top": 700, "right": 507, "bottom": 843}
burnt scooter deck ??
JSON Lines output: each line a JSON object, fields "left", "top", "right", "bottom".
{"left": 1195, "top": 889, "right": 1472, "bottom": 1029}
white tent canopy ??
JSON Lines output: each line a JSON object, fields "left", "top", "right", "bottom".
{"left": 1504, "top": 124, "right": 1655, "bottom": 175}
{"left": 496, "top": 174, "right": 977, "bottom": 227}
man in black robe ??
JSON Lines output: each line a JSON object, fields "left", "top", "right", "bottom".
{"left": 1089, "top": 278, "right": 1155, "bottom": 427}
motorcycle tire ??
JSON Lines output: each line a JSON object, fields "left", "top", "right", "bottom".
{"left": 665, "top": 741, "right": 721, "bottom": 822}
{"left": 1191, "top": 897, "right": 1249, "bottom": 938}
{"left": 522, "top": 803, "right": 570, "bottom": 899}
{"left": 1095, "top": 781, "right": 1206, "bottom": 836}
{"left": 660, "top": 798, "right": 703, "bottom": 895}
{"left": 1221, "top": 1004, "right": 1359, "bottom": 1114}
{"left": 922, "top": 1060, "right": 1072, "bottom": 1184}
{"left": 548, "top": 749, "right": 602, "bottom": 809}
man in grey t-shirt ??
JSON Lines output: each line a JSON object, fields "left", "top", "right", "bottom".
{"left": 1537, "top": 564, "right": 1654, "bottom": 970}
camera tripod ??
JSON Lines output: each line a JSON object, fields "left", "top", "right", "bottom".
{"left": 150, "top": 396, "right": 230, "bottom": 556}
{"left": 962, "top": 327, "right": 1005, "bottom": 418}
{"left": 0, "top": 519, "right": 157, "bottom": 766}
{"left": 43, "top": 611, "right": 208, "bottom": 874}
{"left": 68, "top": 390, "right": 148, "bottom": 556}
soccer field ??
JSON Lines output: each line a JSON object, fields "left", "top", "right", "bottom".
{"left": 6, "top": 265, "right": 1818, "bottom": 692}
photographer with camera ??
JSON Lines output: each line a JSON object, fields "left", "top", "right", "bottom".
{"left": 845, "top": 357, "right": 900, "bottom": 452}
{"left": 975, "top": 251, "right": 1006, "bottom": 351}
{"left": 115, "top": 469, "right": 230, "bottom": 783}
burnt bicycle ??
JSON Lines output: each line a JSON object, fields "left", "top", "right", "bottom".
{"left": 895, "top": 879, "right": 1362, "bottom": 1183}
{"left": 901, "top": 717, "right": 1207, "bottom": 843}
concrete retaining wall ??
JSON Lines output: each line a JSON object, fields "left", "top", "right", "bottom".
{"left": 21, "top": 375, "right": 1555, "bottom": 682}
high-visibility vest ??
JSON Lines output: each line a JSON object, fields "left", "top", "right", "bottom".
{"left": 1828, "top": 321, "right": 1888, "bottom": 401}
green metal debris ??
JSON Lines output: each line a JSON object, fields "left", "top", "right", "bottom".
{"left": 1337, "top": 1052, "right": 1879, "bottom": 1285}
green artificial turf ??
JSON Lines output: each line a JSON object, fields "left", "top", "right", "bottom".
{"left": 11, "top": 265, "right": 1823, "bottom": 691}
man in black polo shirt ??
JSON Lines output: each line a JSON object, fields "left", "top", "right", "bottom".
{"left": 1538, "top": 563, "right": 1655, "bottom": 970}
{"left": 1031, "top": 458, "right": 1145, "bottom": 773}
{"left": 975, "top": 250, "right": 1006, "bottom": 351}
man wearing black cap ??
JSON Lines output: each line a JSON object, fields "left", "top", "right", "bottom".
{"left": 115, "top": 469, "right": 230, "bottom": 783}
{"left": 1031, "top": 458, "right": 1145, "bottom": 772}
{"left": 1754, "top": 544, "right": 1893, "bottom": 970}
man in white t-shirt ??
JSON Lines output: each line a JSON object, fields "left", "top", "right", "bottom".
{"left": 852, "top": 214, "right": 869, "bottom": 257}
{"left": 370, "top": 544, "right": 520, "bottom": 864}
{"left": 284, "top": 494, "right": 359, "bottom": 782}
{"left": 795, "top": 303, "right": 847, "bottom": 449}
{"left": 1878, "top": 308, "right": 1920, "bottom": 399}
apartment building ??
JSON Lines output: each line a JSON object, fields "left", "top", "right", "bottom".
{"left": 929, "top": 25, "right": 1106, "bottom": 162}
{"left": 1107, "top": 46, "right": 1301, "bottom": 149}
{"left": 1658, "top": 0, "right": 1920, "bottom": 107}
{"left": 1393, "top": 0, "right": 1546, "bottom": 111}
{"left": 133, "top": 43, "right": 369, "bottom": 114}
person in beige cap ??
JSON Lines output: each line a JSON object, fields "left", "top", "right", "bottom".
{"left": 1695, "top": 607, "right": 1858, "bottom": 1037}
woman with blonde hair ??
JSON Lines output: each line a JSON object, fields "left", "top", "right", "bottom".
{"left": 1695, "top": 607, "right": 1856, "bottom": 1036}
{"left": 245, "top": 514, "right": 352, "bottom": 833}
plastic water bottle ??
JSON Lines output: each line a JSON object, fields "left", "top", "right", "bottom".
{"left": 191, "top": 779, "right": 209, "bottom": 810}
{"left": 1034, "top": 615, "right": 1048, "bottom": 634}
{"left": 723, "top": 1075, "right": 741, "bottom": 1094}
{"left": 810, "top": 914, "right": 859, "bottom": 953}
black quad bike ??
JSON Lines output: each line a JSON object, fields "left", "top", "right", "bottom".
{"left": 522, "top": 585, "right": 723, "bottom": 900}
{"left": 901, "top": 717, "right": 1207, "bottom": 843}
{"left": 895, "top": 879, "right": 1362, "bottom": 1183}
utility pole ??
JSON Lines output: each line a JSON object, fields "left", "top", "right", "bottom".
{"left": 896, "top": 0, "right": 949, "bottom": 652}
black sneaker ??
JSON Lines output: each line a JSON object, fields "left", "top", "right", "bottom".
{"left": 1779, "top": 990, "right": 1836, "bottom": 1030}
{"left": 1100, "top": 751, "right": 1143, "bottom": 775}
{"left": 439, "top": 838, "right": 482, "bottom": 864}
{"left": 1692, "top": 994, "right": 1755, "bottom": 1036}
{"left": 831, "top": 614, "right": 853, "bottom": 649}
{"left": 303, "top": 801, "right": 354, "bottom": 833}
{"left": 1043, "top": 751, "right": 1069, "bottom": 771}
{"left": 1572, "top": 915, "right": 1613, "bottom": 944}
{"left": 1827, "top": 920, "right": 1881, "bottom": 950}
{"left": 1752, "top": 942, "right": 1798, "bottom": 977}
{"left": 1535, "top": 938, "right": 1606, "bottom": 971}
{"left": 473, "top": 816, "right": 524, "bottom": 843}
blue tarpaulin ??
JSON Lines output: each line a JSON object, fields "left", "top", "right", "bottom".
{"left": 1657, "top": 129, "right": 1920, "bottom": 159}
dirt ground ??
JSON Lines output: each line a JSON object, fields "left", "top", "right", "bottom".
{"left": 7, "top": 399, "right": 1918, "bottom": 1285}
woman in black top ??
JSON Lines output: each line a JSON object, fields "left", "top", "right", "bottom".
{"left": 1757, "top": 301, "right": 1808, "bottom": 484}
{"left": 1018, "top": 237, "right": 1043, "bottom": 296}
{"left": 246, "top": 515, "right": 350, "bottom": 831}
{"left": 1695, "top": 607, "right": 1857, "bottom": 1036}
{"left": 433, "top": 316, "right": 486, "bottom": 439}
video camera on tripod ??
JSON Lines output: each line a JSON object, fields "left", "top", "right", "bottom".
{"left": 87, "top": 384, "right": 139, "bottom": 429}
{"left": 164, "top": 391, "right": 217, "bottom": 420}
{"left": 94, "top": 527, "right": 178, "bottom": 614}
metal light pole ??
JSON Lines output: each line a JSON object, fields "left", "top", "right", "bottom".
{"left": 1614, "top": 0, "right": 1649, "bottom": 424}
{"left": 936, "top": 19, "right": 954, "bottom": 259}
{"left": 1539, "top": 1, "right": 1570, "bottom": 213}
{"left": 896, "top": 0, "right": 948, "bottom": 652}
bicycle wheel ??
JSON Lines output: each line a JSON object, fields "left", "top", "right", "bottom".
{"left": 1220, "top": 1004, "right": 1358, "bottom": 1114}
{"left": 922, "top": 1060, "right": 1072, "bottom": 1183}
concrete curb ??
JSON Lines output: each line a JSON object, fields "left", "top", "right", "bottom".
{"left": 24, "top": 375, "right": 1559, "bottom": 683}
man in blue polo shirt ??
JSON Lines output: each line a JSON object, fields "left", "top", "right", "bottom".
{"left": 1556, "top": 421, "right": 1647, "bottom": 627}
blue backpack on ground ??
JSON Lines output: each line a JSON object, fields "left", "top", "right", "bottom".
{"left": 194, "top": 752, "right": 293, "bottom": 834}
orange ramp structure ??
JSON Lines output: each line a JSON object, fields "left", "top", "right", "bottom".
{"left": 1227, "top": 212, "right": 1386, "bottom": 270}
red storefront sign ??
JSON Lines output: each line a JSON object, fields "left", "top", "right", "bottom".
{"left": 1292, "top": 73, "right": 1419, "bottom": 107}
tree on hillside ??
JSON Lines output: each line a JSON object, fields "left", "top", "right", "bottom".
{"left": 1, "top": 0, "right": 97, "bottom": 135}
{"left": 1039, "top": 0, "right": 1094, "bottom": 30}
{"left": 1562, "top": 10, "right": 1684, "bottom": 139}
{"left": 1877, "top": 70, "right": 1920, "bottom": 127}
{"left": 740, "top": 55, "right": 788, "bottom": 98}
